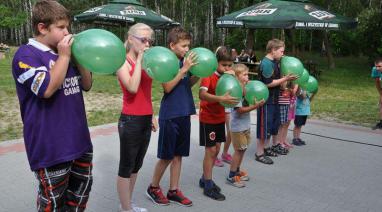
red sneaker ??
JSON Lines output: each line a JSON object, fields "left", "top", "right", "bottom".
{"left": 167, "top": 189, "right": 193, "bottom": 207}
{"left": 146, "top": 185, "right": 170, "bottom": 206}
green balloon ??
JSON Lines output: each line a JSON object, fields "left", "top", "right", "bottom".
{"left": 281, "top": 56, "right": 304, "bottom": 78}
{"left": 294, "top": 68, "right": 309, "bottom": 86}
{"left": 72, "top": 29, "right": 126, "bottom": 75}
{"left": 187, "top": 47, "right": 218, "bottom": 77}
{"left": 215, "top": 74, "right": 243, "bottom": 108}
{"left": 301, "top": 75, "right": 318, "bottom": 93}
{"left": 244, "top": 80, "right": 269, "bottom": 105}
{"left": 143, "top": 46, "right": 179, "bottom": 83}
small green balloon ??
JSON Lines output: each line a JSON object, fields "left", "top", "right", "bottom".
{"left": 244, "top": 80, "right": 269, "bottom": 105}
{"left": 281, "top": 56, "right": 304, "bottom": 78}
{"left": 294, "top": 68, "right": 309, "bottom": 86}
{"left": 143, "top": 46, "right": 179, "bottom": 83}
{"left": 72, "top": 29, "right": 126, "bottom": 75}
{"left": 187, "top": 47, "right": 218, "bottom": 77}
{"left": 215, "top": 74, "right": 243, "bottom": 108}
{"left": 300, "top": 75, "right": 318, "bottom": 93}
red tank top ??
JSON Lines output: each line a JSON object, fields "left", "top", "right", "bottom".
{"left": 119, "top": 57, "right": 153, "bottom": 115}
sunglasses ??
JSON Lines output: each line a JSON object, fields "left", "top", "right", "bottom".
{"left": 132, "top": 35, "right": 154, "bottom": 45}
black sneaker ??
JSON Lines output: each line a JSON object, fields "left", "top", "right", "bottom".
{"left": 372, "top": 122, "right": 382, "bottom": 130}
{"left": 264, "top": 148, "right": 278, "bottom": 157}
{"left": 298, "top": 138, "right": 306, "bottom": 145}
{"left": 203, "top": 187, "right": 225, "bottom": 201}
{"left": 199, "top": 178, "right": 221, "bottom": 192}
{"left": 271, "top": 144, "right": 288, "bottom": 155}
{"left": 292, "top": 138, "right": 303, "bottom": 146}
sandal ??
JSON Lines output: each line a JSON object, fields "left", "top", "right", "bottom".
{"left": 264, "top": 148, "right": 278, "bottom": 157}
{"left": 255, "top": 154, "right": 273, "bottom": 165}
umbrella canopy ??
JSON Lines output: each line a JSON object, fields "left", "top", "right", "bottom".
{"left": 74, "top": 0, "right": 179, "bottom": 29}
{"left": 217, "top": 0, "right": 357, "bottom": 30}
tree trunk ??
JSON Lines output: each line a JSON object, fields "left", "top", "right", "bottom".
{"left": 245, "top": 29, "right": 255, "bottom": 51}
{"left": 210, "top": 1, "right": 214, "bottom": 48}
{"left": 323, "top": 30, "right": 335, "bottom": 69}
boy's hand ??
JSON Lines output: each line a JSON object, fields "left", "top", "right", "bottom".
{"left": 284, "top": 73, "right": 298, "bottom": 81}
{"left": 254, "top": 99, "right": 266, "bottom": 107}
{"left": 181, "top": 51, "right": 198, "bottom": 74}
{"left": 57, "top": 34, "right": 73, "bottom": 58}
{"left": 220, "top": 92, "right": 239, "bottom": 105}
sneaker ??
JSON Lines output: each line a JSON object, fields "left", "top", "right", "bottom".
{"left": 372, "top": 122, "right": 382, "bottom": 130}
{"left": 203, "top": 187, "right": 225, "bottom": 201}
{"left": 221, "top": 153, "right": 233, "bottom": 164}
{"left": 146, "top": 186, "right": 170, "bottom": 206}
{"left": 271, "top": 144, "right": 288, "bottom": 155}
{"left": 226, "top": 175, "right": 245, "bottom": 188}
{"left": 131, "top": 203, "right": 147, "bottom": 212}
{"left": 292, "top": 138, "right": 303, "bottom": 146}
{"left": 298, "top": 138, "right": 306, "bottom": 145}
{"left": 237, "top": 170, "right": 249, "bottom": 181}
{"left": 199, "top": 178, "right": 221, "bottom": 192}
{"left": 214, "top": 158, "right": 224, "bottom": 167}
{"left": 167, "top": 189, "right": 193, "bottom": 207}
{"left": 119, "top": 205, "right": 134, "bottom": 212}
{"left": 264, "top": 148, "right": 278, "bottom": 157}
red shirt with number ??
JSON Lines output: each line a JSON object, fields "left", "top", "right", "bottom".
{"left": 199, "top": 72, "right": 225, "bottom": 124}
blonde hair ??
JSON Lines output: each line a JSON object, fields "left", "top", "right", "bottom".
{"left": 124, "top": 23, "right": 154, "bottom": 50}
{"left": 232, "top": 63, "right": 249, "bottom": 77}
{"left": 266, "top": 39, "right": 285, "bottom": 53}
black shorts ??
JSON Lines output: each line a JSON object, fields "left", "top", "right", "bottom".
{"left": 294, "top": 115, "right": 308, "bottom": 127}
{"left": 118, "top": 114, "right": 152, "bottom": 178}
{"left": 199, "top": 122, "right": 226, "bottom": 147}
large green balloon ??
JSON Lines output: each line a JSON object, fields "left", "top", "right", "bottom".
{"left": 244, "top": 80, "right": 269, "bottom": 105}
{"left": 281, "top": 56, "right": 304, "bottom": 78}
{"left": 215, "top": 74, "right": 243, "bottom": 108}
{"left": 187, "top": 47, "right": 218, "bottom": 77}
{"left": 143, "top": 46, "right": 179, "bottom": 83}
{"left": 72, "top": 29, "right": 126, "bottom": 75}
{"left": 294, "top": 68, "right": 309, "bottom": 86}
{"left": 300, "top": 75, "right": 318, "bottom": 93}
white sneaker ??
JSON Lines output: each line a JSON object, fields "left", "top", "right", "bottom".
{"left": 119, "top": 205, "right": 134, "bottom": 212}
{"left": 132, "top": 204, "right": 147, "bottom": 212}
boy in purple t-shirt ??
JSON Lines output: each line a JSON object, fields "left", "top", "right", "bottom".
{"left": 11, "top": 1, "right": 93, "bottom": 211}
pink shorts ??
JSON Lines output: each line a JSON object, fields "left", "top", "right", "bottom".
{"left": 288, "top": 96, "right": 296, "bottom": 120}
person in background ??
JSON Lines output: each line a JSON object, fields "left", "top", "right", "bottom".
{"left": 371, "top": 58, "right": 382, "bottom": 130}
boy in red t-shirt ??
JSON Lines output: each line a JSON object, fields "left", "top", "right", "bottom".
{"left": 198, "top": 46, "right": 238, "bottom": 201}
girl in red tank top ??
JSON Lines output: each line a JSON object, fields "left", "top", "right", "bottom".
{"left": 115, "top": 23, "right": 157, "bottom": 212}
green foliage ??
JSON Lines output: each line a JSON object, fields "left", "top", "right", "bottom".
{"left": 356, "top": 8, "right": 382, "bottom": 59}
{"left": 0, "top": 4, "right": 27, "bottom": 28}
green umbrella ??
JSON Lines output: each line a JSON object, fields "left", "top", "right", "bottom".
{"left": 217, "top": 0, "right": 357, "bottom": 30}
{"left": 74, "top": 0, "right": 179, "bottom": 29}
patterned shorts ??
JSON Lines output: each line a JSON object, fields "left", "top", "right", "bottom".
{"left": 280, "top": 104, "right": 290, "bottom": 124}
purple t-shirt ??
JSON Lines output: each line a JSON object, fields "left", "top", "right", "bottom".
{"left": 12, "top": 39, "right": 92, "bottom": 171}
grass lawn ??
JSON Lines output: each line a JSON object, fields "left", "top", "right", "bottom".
{"left": 0, "top": 47, "right": 379, "bottom": 142}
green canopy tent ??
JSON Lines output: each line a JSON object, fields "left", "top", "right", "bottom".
{"left": 217, "top": 0, "right": 357, "bottom": 30}
{"left": 74, "top": 0, "right": 179, "bottom": 29}
{"left": 216, "top": 0, "right": 357, "bottom": 68}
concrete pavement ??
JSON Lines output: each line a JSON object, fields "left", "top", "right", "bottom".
{"left": 1, "top": 113, "right": 381, "bottom": 212}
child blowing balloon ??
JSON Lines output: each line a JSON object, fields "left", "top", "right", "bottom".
{"left": 226, "top": 64, "right": 264, "bottom": 188}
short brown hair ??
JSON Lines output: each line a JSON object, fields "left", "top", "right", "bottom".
{"left": 215, "top": 46, "right": 233, "bottom": 62}
{"left": 32, "top": 0, "right": 70, "bottom": 35}
{"left": 167, "top": 27, "right": 191, "bottom": 45}
{"left": 266, "top": 39, "right": 285, "bottom": 53}
{"left": 375, "top": 58, "right": 382, "bottom": 64}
